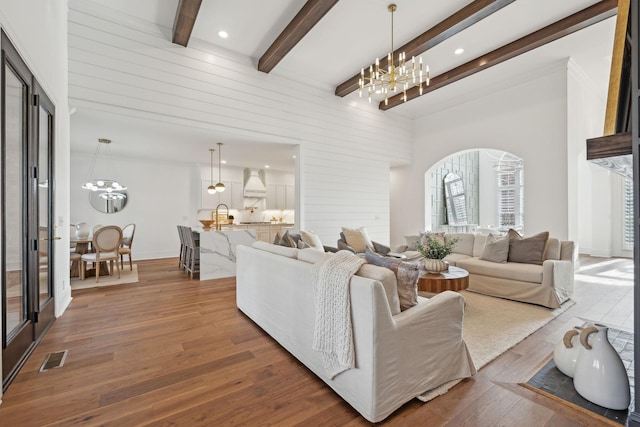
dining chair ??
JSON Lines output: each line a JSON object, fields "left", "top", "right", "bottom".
{"left": 80, "top": 225, "right": 123, "bottom": 283}
{"left": 177, "top": 225, "right": 186, "bottom": 270}
{"left": 119, "top": 223, "right": 136, "bottom": 270}
{"left": 183, "top": 226, "right": 197, "bottom": 278}
{"left": 70, "top": 224, "right": 77, "bottom": 253}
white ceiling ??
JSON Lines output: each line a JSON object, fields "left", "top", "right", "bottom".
{"left": 74, "top": 0, "right": 617, "bottom": 168}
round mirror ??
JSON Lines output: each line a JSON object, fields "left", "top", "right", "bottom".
{"left": 89, "top": 191, "right": 128, "bottom": 213}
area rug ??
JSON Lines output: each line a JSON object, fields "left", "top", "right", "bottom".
{"left": 521, "top": 326, "right": 633, "bottom": 425}
{"left": 418, "top": 290, "right": 574, "bottom": 402}
{"left": 71, "top": 264, "right": 139, "bottom": 290}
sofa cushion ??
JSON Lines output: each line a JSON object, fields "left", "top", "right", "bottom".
{"left": 443, "top": 253, "right": 472, "bottom": 266}
{"left": 456, "top": 257, "right": 543, "bottom": 283}
{"left": 479, "top": 234, "right": 509, "bottom": 263}
{"left": 446, "top": 233, "right": 474, "bottom": 256}
{"left": 300, "top": 230, "right": 325, "bottom": 252}
{"left": 356, "top": 264, "right": 401, "bottom": 315}
{"left": 298, "top": 247, "right": 333, "bottom": 264}
{"left": 544, "top": 238, "right": 561, "bottom": 260}
{"left": 473, "top": 234, "right": 488, "bottom": 257}
{"left": 252, "top": 241, "right": 299, "bottom": 258}
{"left": 507, "top": 230, "right": 549, "bottom": 265}
{"left": 342, "top": 226, "right": 373, "bottom": 253}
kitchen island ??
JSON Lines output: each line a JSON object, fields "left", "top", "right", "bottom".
{"left": 195, "top": 228, "right": 256, "bottom": 280}
{"left": 221, "top": 222, "right": 294, "bottom": 242}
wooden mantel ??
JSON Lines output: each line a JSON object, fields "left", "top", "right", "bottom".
{"left": 586, "top": 132, "right": 631, "bottom": 159}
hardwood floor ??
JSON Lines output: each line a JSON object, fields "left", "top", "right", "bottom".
{"left": 0, "top": 256, "right": 632, "bottom": 426}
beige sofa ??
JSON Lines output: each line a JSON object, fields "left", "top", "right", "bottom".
{"left": 236, "top": 241, "right": 476, "bottom": 422}
{"left": 398, "top": 233, "right": 576, "bottom": 309}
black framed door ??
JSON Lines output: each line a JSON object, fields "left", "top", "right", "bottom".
{"left": 1, "top": 30, "right": 56, "bottom": 389}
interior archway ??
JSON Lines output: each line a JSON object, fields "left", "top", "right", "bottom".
{"left": 424, "top": 149, "right": 524, "bottom": 234}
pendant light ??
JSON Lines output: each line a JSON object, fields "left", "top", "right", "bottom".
{"left": 215, "top": 142, "right": 225, "bottom": 192}
{"left": 81, "top": 138, "right": 127, "bottom": 195}
{"left": 207, "top": 148, "right": 217, "bottom": 194}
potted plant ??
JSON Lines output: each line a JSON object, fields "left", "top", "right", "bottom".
{"left": 418, "top": 235, "right": 458, "bottom": 273}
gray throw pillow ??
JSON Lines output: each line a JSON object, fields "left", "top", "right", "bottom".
{"left": 508, "top": 230, "right": 549, "bottom": 265}
{"left": 479, "top": 233, "right": 509, "bottom": 263}
{"left": 275, "top": 230, "right": 296, "bottom": 247}
{"left": 396, "top": 262, "right": 419, "bottom": 311}
{"left": 365, "top": 247, "right": 418, "bottom": 311}
{"left": 365, "top": 246, "right": 401, "bottom": 270}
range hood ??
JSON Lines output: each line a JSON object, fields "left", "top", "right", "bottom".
{"left": 244, "top": 169, "right": 267, "bottom": 198}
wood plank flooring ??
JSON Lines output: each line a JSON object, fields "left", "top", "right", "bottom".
{"left": 0, "top": 256, "right": 632, "bottom": 426}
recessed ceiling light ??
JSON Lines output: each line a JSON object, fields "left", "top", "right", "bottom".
{"left": 454, "top": 48, "right": 464, "bottom": 55}
{"left": 221, "top": 160, "right": 227, "bottom": 164}
{"left": 265, "top": 165, "right": 270, "bottom": 168}
{"left": 218, "top": 30, "right": 228, "bottom": 39}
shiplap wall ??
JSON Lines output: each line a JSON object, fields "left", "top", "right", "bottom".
{"left": 67, "top": 0, "right": 412, "bottom": 248}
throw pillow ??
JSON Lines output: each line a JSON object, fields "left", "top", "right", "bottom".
{"left": 404, "top": 235, "right": 420, "bottom": 251}
{"left": 479, "top": 233, "right": 509, "bottom": 263}
{"left": 275, "top": 230, "right": 296, "bottom": 247}
{"left": 396, "top": 262, "right": 419, "bottom": 311}
{"left": 300, "top": 230, "right": 324, "bottom": 252}
{"left": 508, "top": 230, "right": 549, "bottom": 265}
{"left": 342, "top": 226, "right": 373, "bottom": 253}
{"left": 272, "top": 232, "right": 281, "bottom": 245}
{"left": 365, "top": 247, "right": 418, "bottom": 311}
{"left": 418, "top": 232, "right": 445, "bottom": 249}
{"left": 296, "top": 239, "right": 310, "bottom": 249}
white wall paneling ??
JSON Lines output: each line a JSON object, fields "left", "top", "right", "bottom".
{"left": 68, "top": 0, "right": 411, "bottom": 247}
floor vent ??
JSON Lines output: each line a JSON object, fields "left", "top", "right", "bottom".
{"left": 39, "top": 350, "right": 68, "bottom": 372}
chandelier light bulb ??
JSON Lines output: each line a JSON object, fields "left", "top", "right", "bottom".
{"left": 357, "top": 3, "right": 429, "bottom": 105}
{"left": 207, "top": 185, "right": 217, "bottom": 194}
{"left": 82, "top": 138, "right": 127, "bottom": 194}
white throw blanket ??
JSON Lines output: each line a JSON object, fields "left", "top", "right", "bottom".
{"left": 312, "top": 250, "right": 365, "bottom": 379}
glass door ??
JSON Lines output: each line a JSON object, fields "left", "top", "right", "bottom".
{"left": 1, "top": 31, "right": 55, "bottom": 389}
{"left": 33, "top": 80, "right": 55, "bottom": 340}
{"left": 2, "top": 32, "right": 33, "bottom": 384}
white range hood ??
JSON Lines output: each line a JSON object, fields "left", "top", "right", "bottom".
{"left": 244, "top": 169, "right": 267, "bottom": 198}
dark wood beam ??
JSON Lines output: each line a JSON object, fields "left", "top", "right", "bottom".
{"left": 335, "top": 0, "right": 516, "bottom": 97}
{"left": 172, "top": 0, "right": 202, "bottom": 47}
{"left": 380, "top": 0, "right": 617, "bottom": 110}
{"left": 258, "top": 0, "right": 339, "bottom": 73}
{"left": 586, "top": 132, "right": 631, "bottom": 159}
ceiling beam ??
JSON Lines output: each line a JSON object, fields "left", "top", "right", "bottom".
{"left": 172, "top": 0, "right": 202, "bottom": 47}
{"left": 258, "top": 0, "right": 339, "bottom": 73}
{"left": 335, "top": 0, "right": 516, "bottom": 98}
{"left": 380, "top": 0, "right": 617, "bottom": 110}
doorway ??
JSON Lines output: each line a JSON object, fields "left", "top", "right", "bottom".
{"left": 2, "top": 30, "right": 56, "bottom": 390}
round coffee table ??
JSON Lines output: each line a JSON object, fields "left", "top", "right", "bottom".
{"left": 417, "top": 266, "right": 469, "bottom": 293}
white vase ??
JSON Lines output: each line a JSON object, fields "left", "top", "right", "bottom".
{"left": 573, "top": 324, "right": 630, "bottom": 410}
{"left": 75, "top": 222, "right": 90, "bottom": 239}
{"left": 552, "top": 326, "right": 583, "bottom": 378}
{"left": 423, "top": 258, "right": 448, "bottom": 274}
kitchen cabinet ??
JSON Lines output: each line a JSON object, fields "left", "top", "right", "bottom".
{"left": 202, "top": 180, "right": 243, "bottom": 210}
{"left": 266, "top": 184, "right": 295, "bottom": 210}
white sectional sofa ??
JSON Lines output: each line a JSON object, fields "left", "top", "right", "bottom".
{"left": 236, "top": 242, "right": 476, "bottom": 423}
{"left": 400, "top": 233, "right": 576, "bottom": 309}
